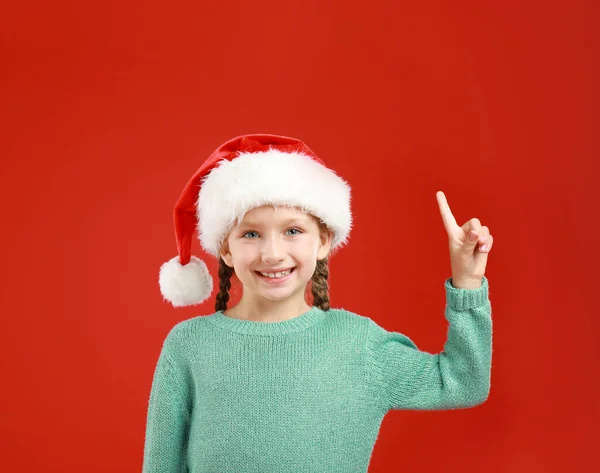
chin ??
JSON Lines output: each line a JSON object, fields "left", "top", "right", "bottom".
{"left": 256, "top": 284, "right": 307, "bottom": 303}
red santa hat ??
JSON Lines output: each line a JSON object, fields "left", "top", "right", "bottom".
{"left": 158, "top": 133, "right": 352, "bottom": 307}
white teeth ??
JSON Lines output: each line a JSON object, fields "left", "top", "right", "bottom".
{"left": 260, "top": 269, "right": 292, "bottom": 278}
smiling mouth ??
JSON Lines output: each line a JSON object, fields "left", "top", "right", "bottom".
{"left": 255, "top": 268, "right": 295, "bottom": 279}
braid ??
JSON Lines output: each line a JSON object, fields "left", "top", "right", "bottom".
{"left": 215, "top": 257, "right": 234, "bottom": 312}
{"left": 311, "top": 258, "right": 330, "bottom": 311}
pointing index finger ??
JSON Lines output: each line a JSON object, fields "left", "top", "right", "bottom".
{"left": 436, "top": 191, "right": 458, "bottom": 232}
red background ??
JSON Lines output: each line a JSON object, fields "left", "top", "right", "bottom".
{"left": 1, "top": 1, "right": 598, "bottom": 471}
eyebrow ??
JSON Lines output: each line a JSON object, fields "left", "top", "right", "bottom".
{"left": 237, "top": 217, "right": 309, "bottom": 229}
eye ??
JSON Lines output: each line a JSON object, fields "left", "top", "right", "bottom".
{"left": 242, "top": 228, "right": 302, "bottom": 238}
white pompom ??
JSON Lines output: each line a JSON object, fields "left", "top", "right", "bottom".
{"left": 158, "top": 255, "right": 213, "bottom": 307}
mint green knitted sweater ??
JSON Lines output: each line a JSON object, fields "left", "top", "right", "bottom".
{"left": 142, "top": 276, "right": 492, "bottom": 472}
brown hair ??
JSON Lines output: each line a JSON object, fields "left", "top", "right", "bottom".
{"left": 215, "top": 219, "right": 331, "bottom": 312}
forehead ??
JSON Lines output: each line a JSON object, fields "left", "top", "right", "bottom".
{"left": 236, "top": 205, "right": 314, "bottom": 227}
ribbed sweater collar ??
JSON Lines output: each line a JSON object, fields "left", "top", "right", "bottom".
{"left": 206, "top": 306, "right": 327, "bottom": 335}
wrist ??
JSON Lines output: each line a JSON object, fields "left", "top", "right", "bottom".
{"left": 451, "top": 277, "right": 482, "bottom": 289}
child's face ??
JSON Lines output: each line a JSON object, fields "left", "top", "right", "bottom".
{"left": 220, "top": 205, "right": 332, "bottom": 305}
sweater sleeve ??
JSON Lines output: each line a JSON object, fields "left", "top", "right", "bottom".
{"left": 365, "top": 276, "right": 492, "bottom": 411}
{"left": 142, "top": 332, "right": 192, "bottom": 473}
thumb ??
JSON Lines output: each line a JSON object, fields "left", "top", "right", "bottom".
{"left": 465, "top": 230, "right": 479, "bottom": 252}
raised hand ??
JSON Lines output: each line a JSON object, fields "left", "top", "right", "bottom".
{"left": 436, "top": 191, "right": 494, "bottom": 289}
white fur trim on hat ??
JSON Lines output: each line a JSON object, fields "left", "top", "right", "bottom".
{"left": 196, "top": 149, "right": 352, "bottom": 256}
{"left": 158, "top": 255, "right": 213, "bottom": 307}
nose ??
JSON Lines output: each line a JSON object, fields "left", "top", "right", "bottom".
{"left": 260, "top": 234, "right": 285, "bottom": 264}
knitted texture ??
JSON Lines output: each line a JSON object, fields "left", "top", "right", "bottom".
{"left": 142, "top": 276, "right": 492, "bottom": 472}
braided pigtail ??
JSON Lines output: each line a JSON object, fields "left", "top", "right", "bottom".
{"left": 311, "top": 258, "right": 330, "bottom": 311}
{"left": 215, "top": 257, "right": 234, "bottom": 312}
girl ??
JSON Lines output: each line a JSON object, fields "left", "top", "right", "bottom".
{"left": 142, "top": 134, "right": 494, "bottom": 473}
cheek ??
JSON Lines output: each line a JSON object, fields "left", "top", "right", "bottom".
{"left": 297, "top": 244, "right": 319, "bottom": 268}
{"left": 230, "top": 246, "right": 258, "bottom": 270}
{"left": 296, "top": 241, "right": 318, "bottom": 260}
{"left": 232, "top": 254, "right": 251, "bottom": 269}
